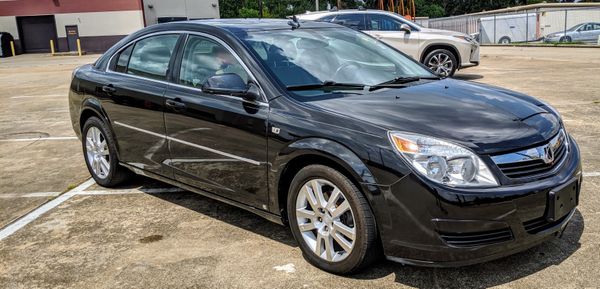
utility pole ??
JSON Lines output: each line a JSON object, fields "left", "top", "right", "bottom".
{"left": 316, "top": 0, "right": 319, "bottom": 11}
{"left": 337, "top": 0, "right": 341, "bottom": 9}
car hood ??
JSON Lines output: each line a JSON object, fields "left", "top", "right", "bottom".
{"left": 304, "top": 79, "right": 561, "bottom": 155}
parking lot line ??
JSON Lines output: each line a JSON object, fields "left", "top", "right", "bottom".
{"left": 0, "top": 178, "right": 95, "bottom": 241}
{"left": 583, "top": 172, "right": 600, "bottom": 177}
{"left": 0, "top": 192, "right": 61, "bottom": 199}
{"left": 79, "top": 187, "right": 185, "bottom": 195}
{"left": 0, "top": 136, "right": 78, "bottom": 142}
{"left": 10, "top": 94, "right": 64, "bottom": 99}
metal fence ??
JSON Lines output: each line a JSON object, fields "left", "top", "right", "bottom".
{"left": 427, "top": 7, "right": 600, "bottom": 45}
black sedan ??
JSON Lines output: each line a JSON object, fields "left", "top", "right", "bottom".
{"left": 69, "top": 19, "right": 582, "bottom": 274}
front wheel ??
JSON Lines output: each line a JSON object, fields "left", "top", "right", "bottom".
{"left": 424, "top": 49, "right": 457, "bottom": 77}
{"left": 560, "top": 36, "right": 572, "bottom": 43}
{"left": 287, "top": 165, "right": 380, "bottom": 274}
{"left": 82, "top": 116, "right": 132, "bottom": 187}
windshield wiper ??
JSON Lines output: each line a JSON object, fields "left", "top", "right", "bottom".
{"left": 368, "top": 76, "right": 440, "bottom": 91}
{"left": 286, "top": 80, "right": 366, "bottom": 91}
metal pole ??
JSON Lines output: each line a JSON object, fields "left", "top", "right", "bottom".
{"left": 315, "top": 0, "right": 319, "bottom": 11}
{"left": 525, "top": 10, "right": 529, "bottom": 43}
{"left": 258, "top": 0, "right": 263, "bottom": 18}
{"left": 564, "top": 10, "right": 568, "bottom": 41}
{"left": 493, "top": 15, "right": 497, "bottom": 44}
{"left": 10, "top": 40, "right": 15, "bottom": 56}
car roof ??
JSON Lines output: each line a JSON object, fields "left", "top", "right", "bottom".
{"left": 180, "top": 18, "right": 342, "bottom": 33}
{"left": 297, "top": 9, "right": 399, "bottom": 20}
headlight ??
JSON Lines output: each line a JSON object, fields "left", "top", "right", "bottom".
{"left": 388, "top": 132, "right": 499, "bottom": 188}
{"left": 453, "top": 35, "right": 476, "bottom": 43}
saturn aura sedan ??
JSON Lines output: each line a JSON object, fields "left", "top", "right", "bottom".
{"left": 69, "top": 19, "right": 581, "bottom": 274}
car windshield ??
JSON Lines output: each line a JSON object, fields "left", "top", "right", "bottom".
{"left": 239, "top": 27, "right": 435, "bottom": 92}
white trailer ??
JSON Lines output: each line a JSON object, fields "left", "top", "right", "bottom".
{"left": 480, "top": 13, "right": 537, "bottom": 44}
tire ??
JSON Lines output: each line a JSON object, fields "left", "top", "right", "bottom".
{"left": 560, "top": 36, "right": 572, "bottom": 43}
{"left": 423, "top": 48, "right": 457, "bottom": 77}
{"left": 82, "top": 116, "right": 132, "bottom": 187}
{"left": 287, "top": 165, "right": 380, "bottom": 274}
{"left": 499, "top": 36, "right": 511, "bottom": 44}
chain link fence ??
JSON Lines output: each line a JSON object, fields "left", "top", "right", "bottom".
{"left": 427, "top": 6, "right": 600, "bottom": 45}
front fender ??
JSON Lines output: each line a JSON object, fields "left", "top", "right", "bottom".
{"left": 268, "top": 137, "right": 393, "bottom": 232}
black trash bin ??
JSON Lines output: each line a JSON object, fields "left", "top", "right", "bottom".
{"left": 0, "top": 32, "right": 15, "bottom": 57}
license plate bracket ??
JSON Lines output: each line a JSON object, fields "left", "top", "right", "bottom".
{"left": 546, "top": 179, "right": 578, "bottom": 222}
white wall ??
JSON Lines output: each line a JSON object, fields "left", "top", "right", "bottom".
{"left": 0, "top": 16, "right": 19, "bottom": 39}
{"left": 143, "top": 0, "right": 220, "bottom": 25}
{"left": 54, "top": 10, "right": 145, "bottom": 37}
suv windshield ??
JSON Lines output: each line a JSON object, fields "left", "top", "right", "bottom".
{"left": 240, "top": 27, "right": 435, "bottom": 93}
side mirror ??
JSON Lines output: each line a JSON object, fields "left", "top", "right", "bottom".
{"left": 202, "top": 73, "right": 260, "bottom": 101}
{"left": 400, "top": 24, "right": 412, "bottom": 33}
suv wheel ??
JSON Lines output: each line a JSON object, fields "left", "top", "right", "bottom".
{"left": 82, "top": 116, "right": 132, "bottom": 187}
{"left": 499, "top": 36, "right": 511, "bottom": 44}
{"left": 287, "top": 165, "right": 379, "bottom": 274}
{"left": 424, "top": 49, "right": 457, "bottom": 77}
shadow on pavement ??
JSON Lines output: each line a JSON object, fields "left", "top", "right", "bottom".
{"left": 118, "top": 176, "right": 584, "bottom": 288}
{"left": 453, "top": 73, "right": 484, "bottom": 81}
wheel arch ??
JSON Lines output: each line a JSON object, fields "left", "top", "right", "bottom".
{"left": 270, "top": 138, "right": 382, "bottom": 225}
{"left": 79, "top": 98, "right": 120, "bottom": 158}
{"left": 420, "top": 43, "right": 461, "bottom": 68}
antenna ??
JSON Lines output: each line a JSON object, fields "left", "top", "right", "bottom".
{"left": 288, "top": 15, "right": 301, "bottom": 30}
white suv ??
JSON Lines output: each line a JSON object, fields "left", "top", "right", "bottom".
{"left": 297, "top": 9, "right": 480, "bottom": 77}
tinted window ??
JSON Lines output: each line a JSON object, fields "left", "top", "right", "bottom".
{"left": 115, "top": 45, "right": 133, "bottom": 73}
{"left": 333, "top": 14, "right": 366, "bottom": 30}
{"left": 179, "top": 35, "right": 248, "bottom": 88}
{"left": 317, "top": 15, "right": 336, "bottom": 22}
{"left": 368, "top": 14, "right": 407, "bottom": 31}
{"left": 127, "top": 34, "right": 179, "bottom": 81}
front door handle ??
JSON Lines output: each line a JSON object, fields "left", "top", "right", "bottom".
{"left": 102, "top": 84, "right": 116, "bottom": 93}
{"left": 165, "top": 98, "right": 186, "bottom": 111}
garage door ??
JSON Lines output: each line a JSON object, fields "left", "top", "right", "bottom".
{"left": 17, "top": 15, "right": 57, "bottom": 53}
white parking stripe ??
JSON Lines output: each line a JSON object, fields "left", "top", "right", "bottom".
{"left": 583, "top": 172, "right": 600, "bottom": 177}
{"left": 0, "top": 178, "right": 95, "bottom": 241}
{"left": 0, "top": 192, "right": 61, "bottom": 199}
{"left": 10, "top": 94, "right": 64, "bottom": 99}
{"left": 79, "top": 188, "right": 185, "bottom": 195}
{"left": 0, "top": 136, "right": 78, "bottom": 142}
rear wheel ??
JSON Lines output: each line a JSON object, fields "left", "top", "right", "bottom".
{"left": 499, "top": 36, "right": 511, "bottom": 44}
{"left": 82, "top": 117, "right": 132, "bottom": 187}
{"left": 424, "top": 49, "right": 457, "bottom": 77}
{"left": 287, "top": 165, "right": 380, "bottom": 274}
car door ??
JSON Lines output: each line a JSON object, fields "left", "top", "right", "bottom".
{"left": 100, "top": 33, "right": 182, "bottom": 178}
{"left": 364, "top": 13, "right": 420, "bottom": 59}
{"left": 163, "top": 33, "right": 269, "bottom": 209}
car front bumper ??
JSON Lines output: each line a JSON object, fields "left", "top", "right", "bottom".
{"left": 374, "top": 135, "right": 582, "bottom": 267}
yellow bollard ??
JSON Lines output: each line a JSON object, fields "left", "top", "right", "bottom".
{"left": 50, "top": 39, "right": 55, "bottom": 55}
{"left": 10, "top": 40, "right": 15, "bottom": 56}
{"left": 76, "top": 39, "right": 82, "bottom": 56}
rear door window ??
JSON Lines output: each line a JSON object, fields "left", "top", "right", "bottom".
{"left": 126, "top": 34, "right": 179, "bottom": 81}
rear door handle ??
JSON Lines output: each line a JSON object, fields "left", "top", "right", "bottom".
{"left": 165, "top": 98, "right": 186, "bottom": 111}
{"left": 102, "top": 84, "right": 116, "bottom": 93}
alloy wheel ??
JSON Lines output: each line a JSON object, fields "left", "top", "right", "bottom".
{"left": 295, "top": 178, "right": 356, "bottom": 262}
{"left": 428, "top": 53, "right": 454, "bottom": 77}
{"left": 85, "top": 126, "right": 110, "bottom": 179}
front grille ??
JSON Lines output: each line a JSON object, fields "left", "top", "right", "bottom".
{"left": 439, "top": 228, "right": 513, "bottom": 247}
{"left": 523, "top": 213, "right": 570, "bottom": 234}
{"left": 492, "top": 130, "right": 568, "bottom": 179}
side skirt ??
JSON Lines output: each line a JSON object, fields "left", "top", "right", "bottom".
{"left": 120, "top": 162, "right": 285, "bottom": 225}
